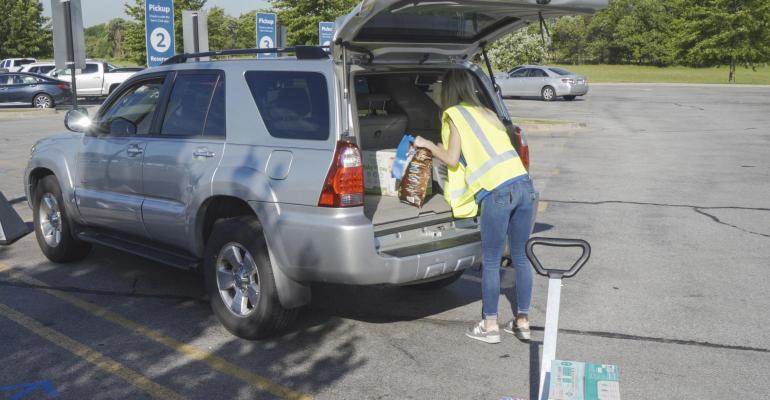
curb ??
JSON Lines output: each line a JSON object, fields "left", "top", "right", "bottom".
{"left": 0, "top": 108, "right": 59, "bottom": 120}
{"left": 590, "top": 82, "right": 770, "bottom": 88}
{"left": 514, "top": 120, "right": 587, "bottom": 134}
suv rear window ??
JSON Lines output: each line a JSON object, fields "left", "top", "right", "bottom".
{"left": 245, "top": 71, "right": 329, "bottom": 141}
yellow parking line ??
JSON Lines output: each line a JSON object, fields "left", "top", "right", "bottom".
{"left": 0, "top": 263, "right": 313, "bottom": 400}
{"left": 538, "top": 201, "right": 549, "bottom": 213}
{"left": 0, "top": 303, "right": 186, "bottom": 400}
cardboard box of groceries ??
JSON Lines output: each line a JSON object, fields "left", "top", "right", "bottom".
{"left": 549, "top": 360, "right": 620, "bottom": 400}
{"left": 363, "top": 149, "right": 399, "bottom": 196}
{"left": 363, "top": 149, "right": 432, "bottom": 198}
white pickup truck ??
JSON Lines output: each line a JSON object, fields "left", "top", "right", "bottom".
{"left": 49, "top": 61, "right": 139, "bottom": 98}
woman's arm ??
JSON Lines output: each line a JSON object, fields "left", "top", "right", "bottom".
{"left": 414, "top": 120, "right": 462, "bottom": 168}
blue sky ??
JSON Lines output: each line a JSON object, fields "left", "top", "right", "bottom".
{"left": 42, "top": 0, "right": 271, "bottom": 27}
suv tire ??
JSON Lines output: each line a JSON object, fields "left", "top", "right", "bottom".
{"left": 33, "top": 175, "right": 91, "bottom": 262}
{"left": 203, "top": 216, "right": 297, "bottom": 339}
{"left": 408, "top": 270, "right": 464, "bottom": 290}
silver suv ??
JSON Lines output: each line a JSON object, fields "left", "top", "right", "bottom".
{"left": 25, "top": 0, "right": 604, "bottom": 339}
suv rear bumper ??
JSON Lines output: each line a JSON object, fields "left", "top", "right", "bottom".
{"left": 250, "top": 202, "right": 483, "bottom": 286}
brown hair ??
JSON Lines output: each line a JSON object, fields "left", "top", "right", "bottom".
{"left": 441, "top": 69, "right": 485, "bottom": 111}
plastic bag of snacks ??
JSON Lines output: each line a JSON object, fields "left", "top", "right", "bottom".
{"left": 391, "top": 134, "right": 415, "bottom": 180}
{"left": 398, "top": 147, "right": 433, "bottom": 208}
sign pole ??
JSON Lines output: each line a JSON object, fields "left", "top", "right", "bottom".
{"left": 62, "top": 0, "right": 78, "bottom": 110}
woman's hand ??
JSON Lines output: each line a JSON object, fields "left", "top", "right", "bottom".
{"left": 413, "top": 136, "right": 433, "bottom": 150}
{"left": 412, "top": 132, "right": 461, "bottom": 168}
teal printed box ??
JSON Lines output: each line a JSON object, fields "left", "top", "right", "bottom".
{"left": 549, "top": 360, "right": 620, "bottom": 400}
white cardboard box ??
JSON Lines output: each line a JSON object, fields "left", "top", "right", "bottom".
{"left": 362, "top": 149, "right": 399, "bottom": 196}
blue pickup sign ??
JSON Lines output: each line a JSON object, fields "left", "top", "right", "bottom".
{"left": 145, "top": 0, "right": 176, "bottom": 67}
{"left": 256, "top": 13, "right": 277, "bottom": 59}
{"left": 319, "top": 22, "right": 335, "bottom": 46}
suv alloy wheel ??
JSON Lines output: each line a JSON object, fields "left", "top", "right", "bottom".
{"left": 203, "top": 216, "right": 297, "bottom": 339}
{"left": 33, "top": 176, "right": 91, "bottom": 262}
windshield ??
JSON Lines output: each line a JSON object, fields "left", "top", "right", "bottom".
{"left": 354, "top": 3, "right": 519, "bottom": 43}
{"left": 548, "top": 67, "right": 574, "bottom": 76}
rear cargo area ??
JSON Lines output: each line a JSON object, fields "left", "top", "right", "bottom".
{"left": 354, "top": 71, "right": 452, "bottom": 230}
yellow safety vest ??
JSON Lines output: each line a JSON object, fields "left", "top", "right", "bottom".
{"left": 441, "top": 102, "right": 528, "bottom": 218}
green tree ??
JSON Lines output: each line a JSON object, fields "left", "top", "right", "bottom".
{"left": 584, "top": 0, "right": 675, "bottom": 65}
{"left": 207, "top": 7, "right": 238, "bottom": 51}
{"left": 85, "top": 19, "right": 130, "bottom": 60}
{"left": 268, "top": 0, "right": 358, "bottom": 46}
{"left": 550, "top": 16, "right": 591, "bottom": 64}
{"left": 234, "top": 10, "right": 257, "bottom": 49}
{"left": 487, "top": 29, "right": 550, "bottom": 72}
{"left": 672, "top": 0, "right": 770, "bottom": 82}
{"left": 123, "top": 0, "right": 208, "bottom": 65}
{"left": 0, "top": 0, "right": 52, "bottom": 59}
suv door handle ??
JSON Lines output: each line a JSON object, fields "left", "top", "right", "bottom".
{"left": 126, "top": 145, "right": 144, "bottom": 157}
{"left": 193, "top": 148, "right": 215, "bottom": 158}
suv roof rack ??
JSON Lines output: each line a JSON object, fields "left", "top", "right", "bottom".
{"left": 162, "top": 46, "right": 330, "bottom": 65}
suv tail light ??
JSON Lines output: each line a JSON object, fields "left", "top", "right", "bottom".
{"left": 513, "top": 126, "right": 530, "bottom": 171}
{"left": 318, "top": 140, "right": 364, "bottom": 207}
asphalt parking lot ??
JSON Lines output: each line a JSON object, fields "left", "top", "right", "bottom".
{"left": 1, "top": 84, "right": 769, "bottom": 399}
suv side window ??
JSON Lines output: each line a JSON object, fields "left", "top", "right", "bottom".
{"left": 245, "top": 71, "right": 330, "bottom": 141}
{"left": 203, "top": 77, "right": 225, "bottom": 137}
{"left": 97, "top": 78, "right": 164, "bottom": 136}
{"left": 160, "top": 73, "right": 222, "bottom": 137}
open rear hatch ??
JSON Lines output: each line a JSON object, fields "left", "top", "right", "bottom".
{"left": 334, "top": 0, "right": 608, "bottom": 64}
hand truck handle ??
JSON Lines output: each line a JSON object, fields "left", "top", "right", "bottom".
{"left": 525, "top": 237, "right": 591, "bottom": 279}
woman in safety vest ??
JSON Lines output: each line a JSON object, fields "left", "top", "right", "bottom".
{"left": 414, "top": 69, "right": 536, "bottom": 344}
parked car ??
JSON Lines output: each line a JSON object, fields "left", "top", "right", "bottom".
{"left": 0, "top": 72, "right": 71, "bottom": 108}
{"left": 20, "top": 62, "right": 56, "bottom": 75}
{"left": 25, "top": 0, "right": 606, "bottom": 339}
{"left": 0, "top": 58, "right": 36, "bottom": 72}
{"left": 49, "top": 61, "right": 137, "bottom": 98}
{"left": 496, "top": 65, "right": 589, "bottom": 101}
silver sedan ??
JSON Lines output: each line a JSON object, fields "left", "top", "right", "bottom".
{"left": 495, "top": 65, "right": 588, "bottom": 101}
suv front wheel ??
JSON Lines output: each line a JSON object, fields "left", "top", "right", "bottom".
{"left": 33, "top": 175, "right": 91, "bottom": 262}
{"left": 203, "top": 216, "right": 297, "bottom": 339}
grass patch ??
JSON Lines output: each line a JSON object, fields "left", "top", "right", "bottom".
{"left": 551, "top": 64, "right": 770, "bottom": 85}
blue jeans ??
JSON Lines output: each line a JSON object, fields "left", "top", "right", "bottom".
{"left": 480, "top": 176, "right": 536, "bottom": 320}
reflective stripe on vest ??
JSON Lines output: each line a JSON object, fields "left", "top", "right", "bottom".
{"left": 441, "top": 103, "right": 527, "bottom": 217}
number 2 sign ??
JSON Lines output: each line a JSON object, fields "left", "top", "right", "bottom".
{"left": 145, "top": 0, "right": 175, "bottom": 67}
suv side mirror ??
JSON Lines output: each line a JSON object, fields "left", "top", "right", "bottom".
{"left": 64, "top": 108, "right": 92, "bottom": 133}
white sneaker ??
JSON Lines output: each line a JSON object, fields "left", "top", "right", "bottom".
{"left": 465, "top": 321, "right": 501, "bottom": 344}
{"left": 503, "top": 319, "right": 531, "bottom": 341}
